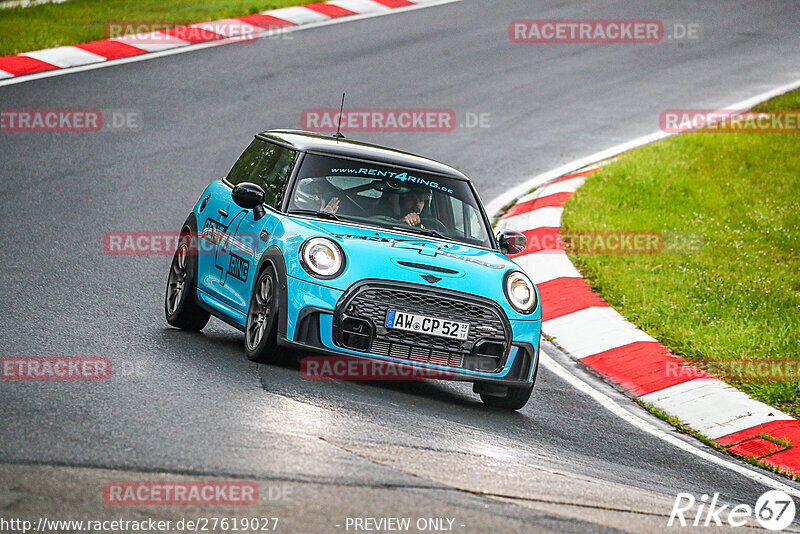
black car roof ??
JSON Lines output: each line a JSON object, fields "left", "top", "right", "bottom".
{"left": 257, "top": 129, "right": 470, "bottom": 180}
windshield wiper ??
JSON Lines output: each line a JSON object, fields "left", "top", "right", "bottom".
{"left": 288, "top": 209, "right": 341, "bottom": 221}
{"left": 390, "top": 225, "right": 446, "bottom": 239}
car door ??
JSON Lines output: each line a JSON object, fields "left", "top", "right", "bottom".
{"left": 196, "top": 180, "right": 234, "bottom": 300}
{"left": 199, "top": 138, "right": 297, "bottom": 312}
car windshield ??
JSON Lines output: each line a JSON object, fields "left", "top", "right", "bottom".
{"left": 287, "top": 154, "right": 493, "bottom": 248}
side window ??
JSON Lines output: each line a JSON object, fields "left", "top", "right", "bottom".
{"left": 226, "top": 139, "right": 297, "bottom": 208}
{"left": 448, "top": 195, "right": 485, "bottom": 243}
{"left": 464, "top": 205, "right": 483, "bottom": 241}
{"left": 449, "top": 195, "right": 466, "bottom": 236}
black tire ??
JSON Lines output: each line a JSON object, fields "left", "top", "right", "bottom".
{"left": 244, "top": 266, "right": 286, "bottom": 364}
{"left": 480, "top": 385, "right": 533, "bottom": 410}
{"left": 481, "top": 344, "right": 539, "bottom": 410}
{"left": 165, "top": 227, "right": 210, "bottom": 331}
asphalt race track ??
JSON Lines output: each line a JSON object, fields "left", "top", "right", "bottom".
{"left": 2, "top": 1, "right": 800, "bottom": 531}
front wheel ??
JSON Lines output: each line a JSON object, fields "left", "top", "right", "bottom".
{"left": 165, "top": 229, "right": 210, "bottom": 331}
{"left": 244, "top": 266, "right": 286, "bottom": 364}
{"left": 480, "top": 385, "right": 533, "bottom": 410}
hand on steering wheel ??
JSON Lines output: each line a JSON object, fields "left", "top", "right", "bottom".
{"left": 402, "top": 212, "right": 421, "bottom": 226}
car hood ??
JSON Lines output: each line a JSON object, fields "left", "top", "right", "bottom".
{"left": 280, "top": 216, "right": 538, "bottom": 320}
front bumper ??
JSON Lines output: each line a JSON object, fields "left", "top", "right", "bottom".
{"left": 280, "top": 275, "right": 541, "bottom": 385}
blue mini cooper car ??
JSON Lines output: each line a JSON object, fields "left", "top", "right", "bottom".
{"left": 165, "top": 130, "right": 541, "bottom": 409}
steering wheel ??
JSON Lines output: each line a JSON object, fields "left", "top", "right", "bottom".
{"left": 418, "top": 217, "right": 448, "bottom": 234}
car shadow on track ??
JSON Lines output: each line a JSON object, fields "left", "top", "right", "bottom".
{"left": 259, "top": 355, "right": 534, "bottom": 420}
{"left": 159, "top": 325, "right": 533, "bottom": 419}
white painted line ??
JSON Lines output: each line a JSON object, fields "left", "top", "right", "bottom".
{"left": 111, "top": 32, "right": 190, "bottom": 52}
{"left": 327, "top": 0, "right": 391, "bottom": 13}
{"left": 22, "top": 46, "right": 106, "bottom": 68}
{"left": 539, "top": 350, "right": 800, "bottom": 498}
{"left": 514, "top": 175, "right": 587, "bottom": 205}
{"left": 265, "top": 5, "right": 331, "bottom": 24}
{"left": 543, "top": 307, "right": 657, "bottom": 359}
{"left": 0, "top": 0, "right": 464, "bottom": 87}
{"left": 516, "top": 251, "right": 581, "bottom": 285}
{"left": 496, "top": 206, "right": 562, "bottom": 232}
{"left": 640, "top": 379, "right": 795, "bottom": 440}
{"left": 0, "top": 69, "right": 13, "bottom": 80}
{"left": 537, "top": 175, "right": 587, "bottom": 198}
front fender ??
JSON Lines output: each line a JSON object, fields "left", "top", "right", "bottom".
{"left": 253, "top": 245, "right": 290, "bottom": 337}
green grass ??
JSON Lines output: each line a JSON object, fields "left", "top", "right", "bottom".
{"left": 760, "top": 432, "right": 792, "bottom": 449}
{"left": 0, "top": 0, "right": 315, "bottom": 56}
{"left": 561, "top": 88, "right": 800, "bottom": 418}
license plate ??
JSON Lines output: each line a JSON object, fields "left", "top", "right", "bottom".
{"left": 385, "top": 310, "right": 470, "bottom": 341}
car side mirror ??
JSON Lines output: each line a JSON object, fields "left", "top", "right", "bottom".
{"left": 232, "top": 182, "right": 266, "bottom": 221}
{"left": 497, "top": 229, "right": 526, "bottom": 255}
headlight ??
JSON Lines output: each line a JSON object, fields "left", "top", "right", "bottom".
{"left": 504, "top": 270, "right": 537, "bottom": 314}
{"left": 300, "top": 237, "right": 345, "bottom": 279}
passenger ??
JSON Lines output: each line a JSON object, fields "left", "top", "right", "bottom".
{"left": 319, "top": 195, "right": 340, "bottom": 214}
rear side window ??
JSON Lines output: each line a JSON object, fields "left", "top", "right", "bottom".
{"left": 226, "top": 139, "right": 297, "bottom": 208}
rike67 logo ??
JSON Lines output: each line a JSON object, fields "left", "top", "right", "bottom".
{"left": 669, "top": 490, "right": 796, "bottom": 530}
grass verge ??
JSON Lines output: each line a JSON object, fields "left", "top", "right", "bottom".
{"left": 0, "top": 0, "right": 315, "bottom": 56}
{"left": 561, "top": 88, "right": 800, "bottom": 417}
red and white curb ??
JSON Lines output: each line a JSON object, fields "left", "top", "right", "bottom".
{"left": 0, "top": 0, "right": 439, "bottom": 81}
{"left": 496, "top": 165, "right": 800, "bottom": 478}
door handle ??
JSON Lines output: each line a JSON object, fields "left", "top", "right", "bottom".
{"left": 218, "top": 209, "right": 228, "bottom": 217}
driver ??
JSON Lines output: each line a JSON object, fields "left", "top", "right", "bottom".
{"left": 395, "top": 186, "right": 430, "bottom": 227}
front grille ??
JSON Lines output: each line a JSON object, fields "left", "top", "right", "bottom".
{"left": 333, "top": 281, "right": 510, "bottom": 371}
